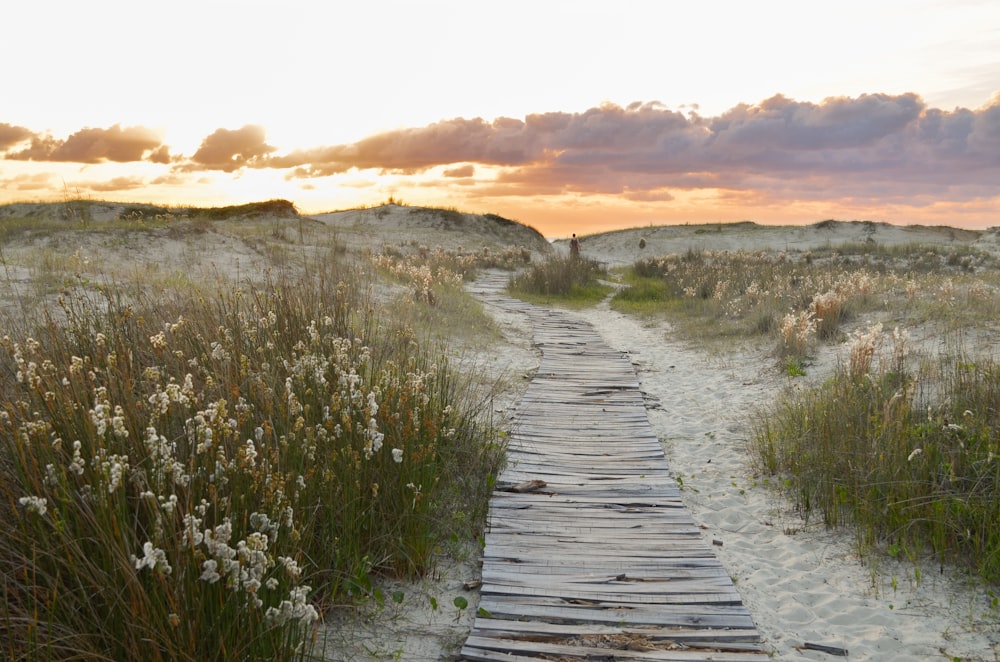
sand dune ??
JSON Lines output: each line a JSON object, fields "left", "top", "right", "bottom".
{"left": 2, "top": 202, "right": 998, "bottom": 659}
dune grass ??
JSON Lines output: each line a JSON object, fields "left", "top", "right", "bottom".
{"left": 612, "top": 244, "right": 1000, "bottom": 359}
{"left": 506, "top": 255, "right": 613, "bottom": 306}
{"left": 0, "top": 228, "right": 506, "bottom": 659}
{"left": 613, "top": 241, "right": 1000, "bottom": 582}
{"left": 750, "top": 325, "right": 1000, "bottom": 583}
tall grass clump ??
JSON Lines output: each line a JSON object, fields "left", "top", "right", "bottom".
{"left": 0, "top": 255, "right": 504, "bottom": 659}
{"left": 507, "top": 255, "right": 612, "bottom": 305}
{"left": 373, "top": 243, "right": 532, "bottom": 289}
{"left": 750, "top": 324, "right": 1000, "bottom": 582}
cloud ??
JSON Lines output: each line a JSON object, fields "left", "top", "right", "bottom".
{"left": 707, "top": 93, "right": 924, "bottom": 152}
{"left": 2, "top": 172, "right": 56, "bottom": 191}
{"left": 264, "top": 93, "right": 1000, "bottom": 204}
{"left": 5, "top": 124, "right": 164, "bottom": 163}
{"left": 0, "top": 123, "right": 33, "bottom": 150}
{"left": 148, "top": 145, "right": 173, "bottom": 164}
{"left": 268, "top": 116, "right": 530, "bottom": 176}
{"left": 443, "top": 164, "right": 475, "bottom": 178}
{"left": 3, "top": 92, "right": 999, "bottom": 218}
{"left": 79, "top": 176, "right": 147, "bottom": 193}
{"left": 187, "top": 125, "right": 275, "bottom": 172}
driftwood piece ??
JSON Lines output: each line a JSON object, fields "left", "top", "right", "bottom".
{"left": 802, "top": 641, "right": 849, "bottom": 656}
{"left": 497, "top": 479, "right": 548, "bottom": 493}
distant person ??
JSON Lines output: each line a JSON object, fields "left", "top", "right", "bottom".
{"left": 569, "top": 233, "right": 580, "bottom": 258}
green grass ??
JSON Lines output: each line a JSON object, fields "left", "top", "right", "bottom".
{"left": 608, "top": 273, "right": 672, "bottom": 316}
{"left": 749, "top": 330, "right": 1000, "bottom": 583}
{"left": 191, "top": 199, "right": 299, "bottom": 220}
{"left": 0, "top": 225, "right": 506, "bottom": 659}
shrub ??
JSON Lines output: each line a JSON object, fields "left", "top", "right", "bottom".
{"left": 750, "top": 327, "right": 1000, "bottom": 582}
{"left": 0, "top": 255, "right": 504, "bottom": 659}
{"left": 507, "top": 256, "right": 610, "bottom": 303}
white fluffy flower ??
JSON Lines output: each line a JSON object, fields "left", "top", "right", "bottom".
{"left": 133, "top": 542, "right": 172, "bottom": 575}
{"left": 19, "top": 495, "right": 48, "bottom": 516}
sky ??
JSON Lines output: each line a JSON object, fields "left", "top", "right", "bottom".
{"left": 2, "top": 0, "right": 999, "bottom": 237}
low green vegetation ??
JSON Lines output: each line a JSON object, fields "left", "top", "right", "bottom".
{"left": 192, "top": 199, "right": 299, "bottom": 220}
{"left": 0, "top": 218, "right": 506, "bottom": 659}
{"left": 750, "top": 324, "right": 1000, "bottom": 583}
{"left": 612, "top": 244, "right": 1000, "bottom": 358}
{"left": 507, "top": 255, "right": 613, "bottom": 306}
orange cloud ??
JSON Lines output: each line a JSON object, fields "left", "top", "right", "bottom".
{"left": 0, "top": 123, "right": 33, "bottom": 149}
{"left": 2, "top": 172, "right": 56, "bottom": 191}
{"left": 5, "top": 124, "right": 164, "bottom": 163}
{"left": 186, "top": 125, "right": 274, "bottom": 172}
{"left": 80, "top": 176, "right": 147, "bottom": 193}
{"left": 2, "top": 92, "right": 999, "bottom": 230}
{"left": 443, "top": 164, "right": 475, "bottom": 178}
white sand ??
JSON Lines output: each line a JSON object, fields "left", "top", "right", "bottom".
{"left": 573, "top": 303, "right": 999, "bottom": 660}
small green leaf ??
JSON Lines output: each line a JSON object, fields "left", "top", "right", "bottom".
{"left": 453, "top": 596, "right": 468, "bottom": 610}
{"left": 477, "top": 607, "right": 492, "bottom": 618}
{"left": 391, "top": 591, "right": 405, "bottom": 604}
{"left": 429, "top": 596, "right": 438, "bottom": 611}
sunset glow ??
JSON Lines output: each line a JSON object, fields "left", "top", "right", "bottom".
{"left": 3, "top": 0, "right": 998, "bottom": 236}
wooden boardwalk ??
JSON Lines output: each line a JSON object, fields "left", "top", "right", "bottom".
{"left": 461, "top": 273, "right": 768, "bottom": 661}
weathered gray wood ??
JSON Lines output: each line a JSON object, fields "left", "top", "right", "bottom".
{"left": 470, "top": 617, "right": 761, "bottom": 642}
{"left": 461, "top": 274, "right": 767, "bottom": 660}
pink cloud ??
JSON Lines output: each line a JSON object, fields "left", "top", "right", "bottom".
{"left": 265, "top": 93, "right": 1000, "bottom": 206}
{"left": 2, "top": 92, "right": 999, "bottom": 221}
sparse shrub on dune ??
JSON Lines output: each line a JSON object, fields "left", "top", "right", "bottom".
{"left": 372, "top": 244, "right": 533, "bottom": 301}
{"left": 614, "top": 241, "right": 1000, "bottom": 580}
{"left": 751, "top": 324, "right": 1000, "bottom": 583}
{"left": 613, "top": 244, "right": 1000, "bottom": 361}
{"left": 507, "top": 255, "right": 612, "bottom": 304}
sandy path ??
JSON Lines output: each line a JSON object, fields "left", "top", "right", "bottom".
{"left": 320, "top": 273, "right": 999, "bottom": 661}
{"left": 573, "top": 301, "right": 1000, "bottom": 661}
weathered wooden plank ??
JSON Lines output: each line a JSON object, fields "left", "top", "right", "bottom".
{"left": 462, "top": 635, "right": 767, "bottom": 662}
{"left": 462, "top": 278, "right": 767, "bottom": 660}
{"left": 476, "top": 597, "right": 758, "bottom": 629}
{"left": 469, "top": 618, "right": 762, "bottom": 642}
{"left": 481, "top": 582, "right": 745, "bottom": 605}
{"left": 481, "top": 565, "right": 733, "bottom": 582}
